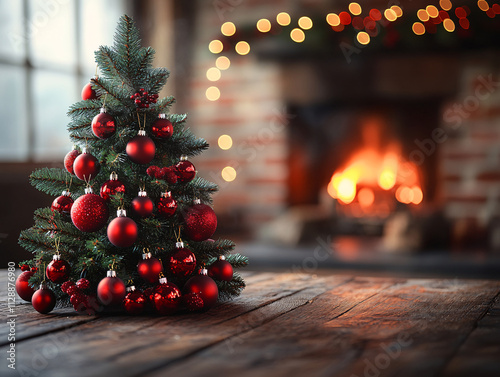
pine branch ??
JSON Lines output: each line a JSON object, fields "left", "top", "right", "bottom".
{"left": 217, "top": 272, "right": 246, "bottom": 301}
{"left": 30, "top": 168, "right": 84, "bottom": 196}
{"left": 147, "top": 68, "right": 170, "bottom": 94}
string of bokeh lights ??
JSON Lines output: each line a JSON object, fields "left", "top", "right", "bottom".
{"left": 207, "top": 1, "right": 500, "bottom": 182}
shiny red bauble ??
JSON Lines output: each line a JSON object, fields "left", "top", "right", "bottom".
{"left": 70, "top": 188, "right": 109, "bottom": 232}
{"left": 100, "top": 172, "right": 126, "bottom": 201}
{"left": 175, "top": 156, "right": 196, "bottom": 183}
{"left": 182, "top": 200, "right": 217, "bottom": 242}
{"left": 81, "top": 82, "right": 97, "bottom": 100}
{"left": 46, "top": 255, "right": 71, "bottom": 284}
{"left": 32, "top": 284, "right": 56, "bottom": 314}
{"left": 131, "top": 190, "right": 154, "bottom": 218}
{"left": 137, "top": 252, "right": 163, "bottom": 283}
{"left": 157, "top": 191, "right": 177, "bottom": 218}
{"left": 92, "top": 108, "right": 116, "bottom": 139}
{"left": 107, "top": 209, "right": 138, "bottom": 248}
{"left": 97, "top": 270, "right": 126, "bottom": 307}
{"left": 153, "top": 277, "right": 182, "bottom": 315}
{"left": 51, "top": 190, "right": 74, "bottom": 215}
{"left": 183, "top": 268, "right": 218, "bottom": 311}
{"left": 168, "top": 242, "right": 196, "bottom": 278}
{"left": 73, "top": 149, "right": 100, "bottom": 181}
{"left": 209, "top": 256, "right": 233, "bottom": 281}
{"left": 151, "top": 114, "right": 173, "bottom": 139}
{"left": 126, "top": 130, "right": 155, "bottom": 164}
{"left": 16, "top": 270, "right": 36, "bottom": 301}
{"left": 123, "top": 286, "right": 147, "bottom": 315}
{"left": 64, "top": 148, "right": 80, "bottom": 175}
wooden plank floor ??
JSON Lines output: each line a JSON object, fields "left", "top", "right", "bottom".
{"left": 0, "top": 271, "right": 499, "bottom": 377}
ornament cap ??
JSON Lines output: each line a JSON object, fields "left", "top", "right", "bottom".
{"left": 193, "top": 198, "right": 201, "bottom": 205}
{"left": 138, "top": 130, "right": 146, "bottom": 137}
{"left": 158, "top": 113, "right": 166, "bottom": 119}
{"left": 159, "top": 277, "right": 167, "bottom": 284}
{"left": 200, "top": 267, "right": 208, "bottom": 276}
{"left": 109, "top": 172, "right": 118, "bottom": 180}
{"left": 161, "top": 191, "right": 172, "bottom": 198}
{"left": 138, "top": 189, "right": 147, "bottom": 197}
{"left": 218, "top": 255, "right": 226, "bottom": 261}
{"left": 39, "top": 282, "right": 48, "bottom": 290}
{"left": 84, "top": 187, "right": 94, "bottom": 194}
{"left": 176, "top": 241, "right": 184, "bottom": 249}
{"left": 117, "top": 208, "right": 127, "bottom": 217}
{"left": 127, "top": 285, "right": 136, "bottom": 292}
{"left": 81, "top": 147, "right": 89, "bottom": 154}
{"left": 100, "top": 107, "right": 106, "bottom": 114}
{"left": 142, "top": 252, "right": 152, "bottom": 260}
{"left": 52, "top": 254, "right": 61, "bottom": 261}
{"left": 180, "top": 155, "right": 188, "bottom": 161}
{"left": 107, "top": 270, "right": 117, "bottom": 278}
{"left": 62, "top": 190, "right": 71, "bottom": 197}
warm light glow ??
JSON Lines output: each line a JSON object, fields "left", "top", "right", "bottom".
{"left": 221, "top": 166, "right": 237, "bottom": 182}
{"left": 417, "top": 9, "right": 430, "bottom": 22}
{"left": 412, "top": 186, "right": 423, "bottom": 205}
{"left": 216, "top": 56, "right": 231, "bottom": 70}
{"left": 257, "top": 18, "right": 272, "bottom": 33}
{"left": 384, "top": 9, "right": 398, "bottom": 22}
{"left": 298, "top": 16, "right": 313, "bottom": 30}
{"left": 478, "top": 0, "right": 489, "bottom": 11}
{"left": 378, "top": 156, "right": 397, "bottom": 190}
{"left": 443, "top": 18, "right": 455, "bottom": 32}
{"left": 358, "top": 187, "right": 375, "bottom": 208}
{"left": 337, "top": 178, "right": 357, "bottom": 204}
{"left": 277, "top": 12, "right": 291, "bottom": 26}
{"left": 349, "top": 2, "right": 362, "bottom": 16}
{"left": 326, "top": 13, "right": 341, "bottom": 26}
{"left": 218, "top": 134, "right": 233, "bottom": 150}
{"left": 412, "top": 22, "right": 426, "bottom": 35}
{"left": 206, "top": 67, "right": 221, "bottom": 81}
{"left": 221, "top": 22, "right": 236, "bottom": 36}
{"left": 356, "top": 31, "right": 370, "bottom": 45}
{"left": 391, "top": 5, "right": 403, "bottom": 17}
{"left": 205, "top": 86, "right": 220, "bottom": 101}
{"left": 290, "top": 28, "right": 305, "bottom": 43}
{"left": 208, "top": 40, "right": 223, "bottom": 54}
{"left": 426, "top": 5, "right": 439, "bottom": 18}
{"left": 440, "top": 0, "right": 452, "bottom": 11}
{"left": 396, "top": 186, "right": 413, "bottom": 204}
{"left": 235, "top": 41, "right": 250, "bottom": 55}
{"left": 369, "top": 9, "right": 382, "bottom": 21}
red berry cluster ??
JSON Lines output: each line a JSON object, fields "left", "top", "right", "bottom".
{"left": 61, "top": 279, "right": 100, "bottom": 315}
{"left": 183, "top": 292, "right": 204, "bottom": 311}
{"left": 130, "top": 88, "right": 158, "bottom": 108}
{"left": 146, "top": 165, "right": 178, "bottom": 184}
{"left": 20, "top": 264, "right": 38, "bottom": 272}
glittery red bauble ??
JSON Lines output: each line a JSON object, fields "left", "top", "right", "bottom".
{"left": 97, "top": 274, "right": 126, "bottom": 307}
{"left": 131, "top": 195, "right": 154, "bottom": 218}
{"left": 107, "top": 216, "right": 138, "bottom": 248}
{"left": 32, "top": 286, "right": 56, "bottom": 314}
{"left": 64, "top": 149, "right": 80, "bottom": 175}
{"left": 153, "top": 281, "right": 181, "bottom": 315}
{"left": 126, "top": 134, "right": 155, "bottom": 164}
{"left": 123, "top": 289, "right": 147, "bottom": 315}
{"left": 182, "top": 203, "right": 217, "bottom": 241}
{"left": 175, "top": 160, "right": 196, "bottom": 183}
{"left": 81, "top": 82, "right": 97, "bottom": 100}
{"left": 183, "top": 274, "right": 218, "bottom": 310}
{"left": 151, "top": 118, "right": 173, "bottom": 139}
{"left": 76, "top": 278, "right": 90, "bottom": 290}
{"left": 183, "top": 292, "right": 204, "bottom": 311}
{"left": 137, "top": 257, "right": 163, "bottom": 283}
{"left": 168, "top": 248, "right": 196, "bottom": 278}
{"left": 209, "top": 259, "right": 233, "bottom": 281}
{"left": 73, "top": 152, "right": 100, "bottom": 181}
{"left": 71, "top": 193, "right": 109, "bottom": 232}
{"left": 100, "top": 179, "right": 126, "bottom": 201}
{"left": 16, "top": 271, "right": 35, "bottom": 301}
{"left": 92, "top": 111, "right": 116, "bottom": 139}
{"left": 157, "top": 194, "right": 177, "bottom": 218}
{"left": 46, "top": 258, "right": 71, "bottom": 284}
{"left": 51, "top": 193, "right": 74, "bottom": 215}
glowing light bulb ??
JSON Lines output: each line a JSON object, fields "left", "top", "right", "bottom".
{"left": 235, "top": 41, "right": 250, "bottom": 55}
{"left": 218, "top": 135, "right": 233, "bottom": 150}
{"left": 349, "top": 2, "right": 362, "bottom": 16}
{"left": 276, "top": 12, "right": 291, "bottom": 26}
{"left": 412, "top": 22, "right": 426, "bottom": 35}
{"left": 298, "top": 16, "right": 313, "bottom": 30}
{"left": 221, "top": 166, "right": 237, "bottom": 182}
{"left": 257, "top": 18, "right": 271, "bottom": 33}
{"left": 290, "top": 28, "right": 305, "bottom": 43}
{"left": 356, "top": 31, "right": 370, "bottom": 45}
{"left": 208, "top": 40, "right": 223, "bottom": 54}
{"left": 206, "top": 67, "right": 221, "bottom": 82}
{"left": 221, "top": 22, "right": 236, "bottom": 36}
{"left": 206, "top": 86, "right": 220, "bottom": 101}
{"left": 326, "top": 13, "right": 341, "bottom": 27}
{"left": 216, "top": 56, "right": 230, "bottom": 70}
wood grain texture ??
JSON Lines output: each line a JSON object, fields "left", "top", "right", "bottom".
{"left": 0, "top": 271, "right": 499, "bottom": 377}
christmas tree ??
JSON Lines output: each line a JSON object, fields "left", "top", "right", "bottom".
{"left": 16, "top": 15, "right": 247, "bottom": 315}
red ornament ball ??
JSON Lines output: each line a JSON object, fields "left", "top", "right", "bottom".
{"left": 97, "top": 271, "right": 126, "bottom": 307}
{"left": 168, "top": 245, "right": 196, "bottom": 278}
{"left": 137, "top": 253, "right": 163, "bottom": 283}
{"left": 100, "top": 174, "right": 126, "bottom": 201}
{"left": 92, "top": 109, "right": 116, "bottom": 139}
{"left": 71, "top": 191, "right": 109, "bottom": 232}
{"left": 153, "top": 278, "right": 182, "bottom": 315}
{"left": 107, "top": 210, "right": 138, "bottom": 248}
{"left": 126, "top": 131, "right": 155, "bottom": 164}
{"left": 76, "top": 278, "right": 90, "bottom": 290}
{"left": 157, "top": 192, "right": 177, "bottom": 218}
{"left": 64, "top": 148, "right": 80, "bottom": 175}
{"left": 175, "top": 158, "right": 196, "bottom": 183}
{"left": 15, "top": 271, "right": 36, "bottom": 302}
{"left": 32, "top": 285, "right": 56, "bottom": 314}
{"left": 209, "top": 257, "right": 233, "bottom": 281}
{"left": 51, "top": 191, "right": 74, "bottom": 215}
{"left": 182, "top": 202, "right": 217, "bottom": 242}
{"left": 131, "top": 190, "right": 154, "bottom": 218}
{"left": 183, "top": 270, "right": 218, "bottom": 311}
{"left": 81, "top": 82, "right": 97, "bottom": 100}
{"left": 123, "top": 288, "right": 147, "bottom": 315}
{"left": 151, "top": 115, "right": 173, "bottom": 139}
{"left": 46, "top": 255, "right": 71, "bottom": 284}
{"left": 73, "top": 150, "right": 100, "bottom": 181}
